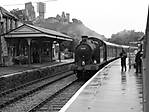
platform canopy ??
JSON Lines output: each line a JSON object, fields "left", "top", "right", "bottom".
{"left": 4, "top": 24, "right": 73, "bottom": 41}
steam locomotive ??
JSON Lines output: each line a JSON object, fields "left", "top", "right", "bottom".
{"left": 73, "top": 36, "right": 136, "bottom": 80}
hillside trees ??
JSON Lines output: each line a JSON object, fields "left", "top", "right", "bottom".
{"left": 10, "top": 9, "right": 28, "bottom": 22}
{"left": 10, "top": 8, "right": 33, "bottom": 24}
{"left": 108, "top": 30, "right": 144, "bottom": 46}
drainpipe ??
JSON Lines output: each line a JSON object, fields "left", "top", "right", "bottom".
{"left": 58, "top": 40, "right": 62, "bottom": 62}
{"left": 0, "top": 10, "right": 4, "bottom": 66}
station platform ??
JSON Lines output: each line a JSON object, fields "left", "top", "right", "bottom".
{"left": 0, "top": 59, "right": 74, "bottom": 77}
{"left": 60, "top": 59, "right": 143, "bottom": 112}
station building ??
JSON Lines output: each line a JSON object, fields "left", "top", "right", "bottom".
{"left": 0, "top": 6, "right": 72, "bottom": 66}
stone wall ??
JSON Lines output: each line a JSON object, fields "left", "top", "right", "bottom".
{"left": 0, "top": 62, "right": 74, "bottom": 92}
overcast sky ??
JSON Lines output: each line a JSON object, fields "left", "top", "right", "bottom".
{"left": 0, "top": 0, "right": 148, "bottom": 38}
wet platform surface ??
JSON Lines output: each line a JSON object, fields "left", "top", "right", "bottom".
{"left": 60, "top": 59, "right": 143, "bottom": 112}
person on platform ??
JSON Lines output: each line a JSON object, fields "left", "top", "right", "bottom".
{"left": 135, "top": 50, "right": 143, "bottom": 73}
{"left": 120, "top": 49, "right": 127, "bottom": 72}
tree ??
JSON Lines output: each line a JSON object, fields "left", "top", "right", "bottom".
{"left": 108, "top": 30, "right": 144, "bottom": 46}
{"left": 72, "top": 18, "right": 82, "bottom": 24}
{"left": 10, "top": 8, "right": 29, "bottom": 23}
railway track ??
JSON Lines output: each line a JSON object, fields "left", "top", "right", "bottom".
{"left": 28, "top": 81, "right": 85, "bottom": 112}
{"left": 0, "top": 62, "right": 112, "bottom": 112}
{"left": 0, "top": 71, "right": 75, "bottom": 111}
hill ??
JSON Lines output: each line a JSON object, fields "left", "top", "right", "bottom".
{"left": 34, "top": 20, "right": 107, "bottom": 41}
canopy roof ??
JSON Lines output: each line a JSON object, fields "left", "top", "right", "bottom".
{"left": 4, "top": 24, "right": 73, "bottom": 41}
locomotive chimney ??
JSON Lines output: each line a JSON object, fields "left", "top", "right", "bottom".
{"left": 81, "top": 36, "right": 88, "bottom": 42}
